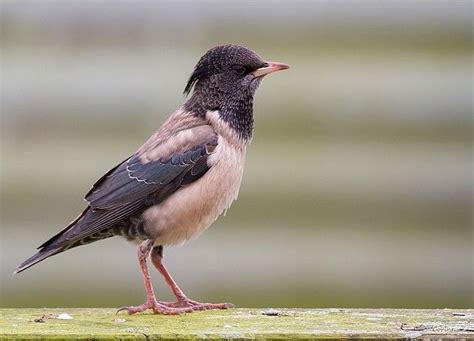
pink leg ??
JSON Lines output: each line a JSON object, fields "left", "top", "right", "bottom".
{"left": 151, "top": 246, "right": 234, "bottom": 311}
{"left": 117, "top": 240, "right": 194, "bottom": 315}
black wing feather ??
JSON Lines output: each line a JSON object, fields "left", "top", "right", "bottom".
{"left": 15, "top": 136, "right": 217, "bottom": 273}
{"left": 58, "top": 145, "right": 214, "bottom": 246}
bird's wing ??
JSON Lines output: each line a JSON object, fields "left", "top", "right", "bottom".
{"left": 15, "top": 112, "right": 220, "bottom": 274}
{"left": 85, "top": 139, "right": 215, "bottom": 209}
{"left": 40, "top": 123, "right": 218, "bottom": 250}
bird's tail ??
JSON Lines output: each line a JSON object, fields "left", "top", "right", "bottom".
{"left": 14, "top": 208, "right": 90, "bottom": 274}
{"left": 14, "top": 247, "right": 65, "bottom": 274}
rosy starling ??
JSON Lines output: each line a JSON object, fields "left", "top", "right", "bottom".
{"left": 16, "top": 44, "right": 289, "bottom": 314}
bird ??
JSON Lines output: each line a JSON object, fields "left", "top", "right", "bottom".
{"left": 15, "top": 44, "right": 289, "bottom": 315}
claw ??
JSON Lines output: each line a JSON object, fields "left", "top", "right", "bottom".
{"left": 116, "top": 306, "right": 130, "bottom": 315}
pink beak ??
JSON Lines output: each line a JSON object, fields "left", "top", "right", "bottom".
{"left": 253, "top": 61, "right": 290, "bottom": 78}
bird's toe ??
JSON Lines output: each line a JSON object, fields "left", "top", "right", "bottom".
{"left": 117, "top": 300, "right": 196, "bottom": 315}
{"left": 158, "top": 299, "right": 234, "bottom": 311}
{"left": 116, "top": 302, "right": 152, "bottom": 315}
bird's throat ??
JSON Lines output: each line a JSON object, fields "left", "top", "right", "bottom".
{"left": 184, "top": 91, "right": 254, "bottom": 141}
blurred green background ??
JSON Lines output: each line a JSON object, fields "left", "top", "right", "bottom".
{"left": 1, "top": 1, "right": 472, "bottom": 309}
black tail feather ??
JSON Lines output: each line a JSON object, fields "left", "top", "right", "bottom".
{"left": 14, "top": 208, "right": 90, "bottom": 274}
{"left": 14, "top": 247, "right": 64, "bottom": 274}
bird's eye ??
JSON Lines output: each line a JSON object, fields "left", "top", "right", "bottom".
{"left": 231, "top": 65, "right": 247, "bottom": 76}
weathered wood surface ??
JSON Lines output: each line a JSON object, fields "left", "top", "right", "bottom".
{"left": 1, "top": 308, "right": 473, "bottom": 340}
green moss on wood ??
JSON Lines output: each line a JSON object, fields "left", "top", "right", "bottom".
{"left": 1, "top": 308, "right": 473, "bottom": 340}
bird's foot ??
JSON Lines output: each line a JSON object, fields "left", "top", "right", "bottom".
{"left": 158, "top": 298, "right": 234, "bottom": 311}
{"left": 117, "top": 299, "right": 194, "bottom": 315}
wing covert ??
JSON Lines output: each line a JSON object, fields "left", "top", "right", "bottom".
{"left": 85, "top": 143, "right": 214, "bottom": 209}
{"left": 42, "top": 125, "right": 218, "bottom": 250}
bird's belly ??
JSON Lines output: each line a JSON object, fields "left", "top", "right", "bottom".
{"left": 142, "top": 138, "right": 246, "bottom": 246}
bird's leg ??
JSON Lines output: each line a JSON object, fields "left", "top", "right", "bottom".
{"left": 151, "top": 245, "right": 233, "bottom": 311}
{"left": 117, "top": 240, "right": 193, "bottom": 315}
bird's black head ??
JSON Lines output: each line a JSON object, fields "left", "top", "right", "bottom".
{"left": 184, "top": 44, "right": 289, "bottom": 140}
{"left": 184, "top": 45, "right": 266, "bottom": 96}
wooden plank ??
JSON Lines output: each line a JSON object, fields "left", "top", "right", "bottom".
{"left": 1, "top": 308, "right": 473, "bottom": 340}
